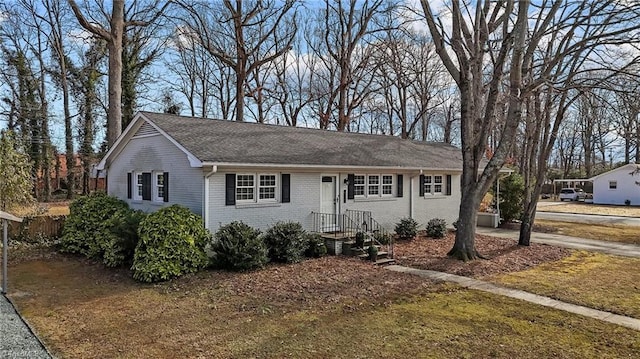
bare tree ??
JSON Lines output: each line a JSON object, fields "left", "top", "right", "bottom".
{"left": 178, "top": 0, "right": 297, "bottom": 122}
{"left": 68, "top": 0, "right": 170, "bottom": 147}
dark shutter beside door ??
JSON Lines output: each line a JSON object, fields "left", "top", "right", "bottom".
{"left": 225, "top": 174, "right": 236, "bottom": 205}
{"left": 163, "top": 172, "right": 170, "bottom": 202}
{"left": 347, "top": 174, "right": 355, "bottom": 199}
{"left": 397, "top": 174, "right": 403, "bottom": 197}
{"left": 419, "top": 174, "right": 425, "bottom": 196}
{"left": 446, "top": 174, "right": 452, "bottom": 196}
{"left": 142, "top": 172, "right": 152, "bottom": 200}
{"left": 281, "top": 174, "right": 290, "bottom": 203}
{"left": 127, "top": 172, "right": 132, "bottom": 199}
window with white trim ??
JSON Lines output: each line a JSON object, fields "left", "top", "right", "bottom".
{"left": 368, "top": 175, "right": 380, "bottom": 195}
{"left": 424, "top": 175, "right": 432, "bottom": 195}
{"left": 134, "top": 172, "right": 143, "bottom": 200}
{"left": 353, "top": 175, "right": 365, "bottom": 196}
{"left": 609, "top": 181, "right": 617, "bottom": 190}
{"left": 154, "top": 172, "right": 165, "bottom": 202}
{"left": 236, "top": 174, "right": 255, "bottom": 202}
{"left": 354, "top": 174, "right": 393, "bottom": 198}
{"left": 236, "top": 173, "right": 278, "bottom": 203}
{"left": 259, "top": 174, "right": 277, "bottom": 201}
{"left": 382, "top": 175, "right": 393, "bottom": 196}
{"left": 434, "top": 175, "right": 443, "bottom": 194}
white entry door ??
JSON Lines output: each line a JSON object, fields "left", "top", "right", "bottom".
{"left": 320, "top": 176, "right": 338, "bottom": 232}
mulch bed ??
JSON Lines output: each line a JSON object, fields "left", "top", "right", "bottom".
{"left": 394, "top": 231, "right": 571, "bottom": 278}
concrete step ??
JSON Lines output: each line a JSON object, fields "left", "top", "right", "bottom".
{"left": 357, "top": 251, "right": 389, "bottom": 260}
{"left": 373, "top": 258, "right": 396, "bottom": 266}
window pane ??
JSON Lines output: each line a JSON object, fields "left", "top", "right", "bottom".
{"left": 368, "top": 185, "right": 379, "bottom": 195}
{"left": 354, "top": 175, "right": 365, "bottom": 196}
{"left": 157, "top": 174, "right": 164, "bottom": 186}
{"left": 382, "top": 175, "right": 393, "bottom": 184}
{"left": 434, "top": 185, "right": 442, "bottom": 193}
{"left": 425, "top": 176, "right": 432, "bottom": 184}
{"left": 260, "top": 175, "right": 276, "bottom": 186}
{"left": 137, "top": 174, "right": 143, "bottom": 184}
{"left": 259, "top": 187, "right": 275, "bottom": 199}
{"left": 382, "top": 185, "right": 392, "bottom": 195}
{"left": 434, "top": 175, "right": 443, "bottom": 184}
{"left": 425, "top": 184, "right": 431, "bottom": 194}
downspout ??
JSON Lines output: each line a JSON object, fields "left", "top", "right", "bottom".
{"left": 203, "top": 165, "right": 218, "bottom": 229}
{"left": 409, "top": 169, "right": 424, "bottom": 219}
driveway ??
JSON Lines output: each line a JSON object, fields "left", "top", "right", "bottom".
{"left": 536, "top": 211, "right": 640, "bottom": 227}
{"left": 0, "top": 295, "right": 50, "bottom": 358}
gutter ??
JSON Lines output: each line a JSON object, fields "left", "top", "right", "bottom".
{"left": 203, "top": 165, "right": 218, "bottom": 229}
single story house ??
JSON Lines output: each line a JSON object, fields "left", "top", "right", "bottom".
{"left": 96, "top": 112, "right": 465, "bottom": 234}
{"left": 591, "top": 163, "right": 640, "bottom": 205}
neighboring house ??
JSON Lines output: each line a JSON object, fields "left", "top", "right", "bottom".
{"left": 96, "top": 112, "right": 465, "bottom": 233}
{"left": 591, "top": 163, "right": 640, "bottom": 205}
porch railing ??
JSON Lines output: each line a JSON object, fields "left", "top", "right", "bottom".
{"left": 344, "top": 210, "right": 393, "bottom": 258}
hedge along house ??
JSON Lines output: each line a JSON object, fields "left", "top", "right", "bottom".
{"left": 96, "top": 112, "right": 464, "bottom": 237}
{"left": 590, "top": 163, "right": 640, "bottom": 205}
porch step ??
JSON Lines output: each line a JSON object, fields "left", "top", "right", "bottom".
{"left": 373, "top": 258, "right": 396, "bottom": 266}
{"left": 357, "top": 251, "right": 389, "bottom": 260}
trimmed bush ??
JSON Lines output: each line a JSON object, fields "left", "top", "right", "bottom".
{"left": 60, "top": 192, "right": 131, "bottom": 261}
{"left": 426, "top": 218, "right": 447, "bottom": 239}
{"left": 395, "top": 217, "right": 418, "bottom": 240}
{"left": 131, "top": 205, "right": 210, "bottom": 282}
{"left": 263, "top": 222, "right": 308, "bottom": 263}
{"left": 500, "top": 172, "right": 524, "bottom": 222}
{"left": 304, "top": 233, "right": 327, "bottom": 258}
{"left": 210, "top": 221, "right": 268, "bottom": 271}
{"left": 103, "top": 210, "right": 146, "bottom": 267}
{"left": 373, "top": 231, "right": 391, "bottom": 245}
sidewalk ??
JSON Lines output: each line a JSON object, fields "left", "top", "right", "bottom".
{"left": 0, "top": 295, "right": 50, "bottom": 358}
{"left": 386, "top": 265, "right": 640, "bottom": 331}
{"left": 476, "top": 227, "right": 640, "bottom": 258}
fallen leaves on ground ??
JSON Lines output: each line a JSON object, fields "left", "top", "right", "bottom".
{"left": 394, "top": 231, "right": 571, "bottom": 278}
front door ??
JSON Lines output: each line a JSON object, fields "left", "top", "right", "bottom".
{"left": 320, "top": 176, "right": 338, "bottom": 232}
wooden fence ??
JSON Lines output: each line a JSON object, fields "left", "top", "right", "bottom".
{"left": 8, "top": 215, "right": 66, "bottom": 242}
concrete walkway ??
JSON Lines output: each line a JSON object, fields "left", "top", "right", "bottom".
{"left": 0, "top": 295, "right": 50, "bottom": 358}
{"left": 386, "top": 265, "right": 640, "bottom": 331}
{"left": 476, "top": 227, "right": 640, "bottom": 258}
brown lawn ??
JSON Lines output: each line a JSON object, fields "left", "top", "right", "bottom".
{"left": 7, "top": 237, "right": 639, "bottom": 358}
{"left": 537, "top": 202, "right": 640, "bottom": 217}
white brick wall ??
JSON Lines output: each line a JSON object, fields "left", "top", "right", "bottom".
{"left": 106, "top": 133, "right": 204, "bottom": 215}
{"left": 207, "top": 172, "right": 320, "bottom": 232}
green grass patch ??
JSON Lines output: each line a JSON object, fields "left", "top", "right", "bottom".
{"left": 491, "top": 251, "right": 640, "bottom": 318}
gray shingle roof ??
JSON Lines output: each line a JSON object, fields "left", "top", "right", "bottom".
{"left": 140, "top": 112, "right": 463, "bottom": 170}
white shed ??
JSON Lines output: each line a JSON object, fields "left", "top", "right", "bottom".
{"left": 590, "top": 163, "right": 640, "bottom": 205}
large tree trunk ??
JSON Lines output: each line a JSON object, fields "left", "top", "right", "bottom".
{"left": 106, "top": 0, "right": 124, "bottom": 146}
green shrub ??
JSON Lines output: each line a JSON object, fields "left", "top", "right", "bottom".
{"left": 395, "top": 217, "right": 418, "bottom": 240}
{"left": 60, "top": 192, "right": 137, "bottom": 266}
{"left": 373, "top": 231, "right": 391, "bottom": 245}
{"left": 500, "top": 172, "right": 524, "bottom": 222}
{"left": 210, "top": 221, "right": 268, "bottom": 271}
{"left": 426, "top": 218, "right": 447, "bottom": 239}
{"left": 131, "top": 205, "right": 210, "bottom": 282}
{"left": 304, "top": 233, "right": 327, "bottom": 258}
{"left": 263, "top": 222, "right": 308, "bottom": 263}
{"left": 103, "top": 210, "right": 146, "bottom": 267}
{"left": 355, "top": 231, "right": 366, "bottom": 248}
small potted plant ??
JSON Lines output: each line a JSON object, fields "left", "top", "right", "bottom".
{"left": 355, "top": 231, "right": 366, "bottom": 248}
{"left": 368, "top": 244, "right": 378, "bottom": 261}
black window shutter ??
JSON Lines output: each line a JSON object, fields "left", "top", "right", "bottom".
{"left": 397, "top": 174, "right": 403, "bottom": 197}
{"left": 347, "top": 174, "right": 355, "bottom": 199}
{"left": 281, "top": 174, "right": 290, "bottom": 203}
{"left": 419, "top": 174, "right": 425, "bottom": 196}
{"left": 446, "top": 174, "right": 452, "bottom": 196}
{"left": 142, "top": 172, "right": 152, "bottom": 200}
{"left": 163, "top": 172, "right": 169, "bottom": 202}
{"left": 225, "top": 174, "right": 236, "bottom": 205}
{"left": 127, "top": 172, "right": 132, "bottom": 199}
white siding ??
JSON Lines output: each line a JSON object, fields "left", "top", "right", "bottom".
{"left": 206, "top": 171, "right": 461, "bottom": 233}
{"left": 106, "top": 133, "right": 204, "bottom": 214}
{"left": 593, "top": 166, "right": 640, "bottom": 205}
{"left": 207, "top": 172, "right": 320, "bottom": 232}
{"left": 412, "top": 174, "right": 461, "bottom": 227}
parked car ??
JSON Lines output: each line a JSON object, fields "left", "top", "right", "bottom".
{"left": 559, "top": 188, "right": 586, "bottom": 201}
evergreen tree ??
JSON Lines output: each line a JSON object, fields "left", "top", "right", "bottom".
{"left": 0, "top": 130, "right": 33, "bottom": 211}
